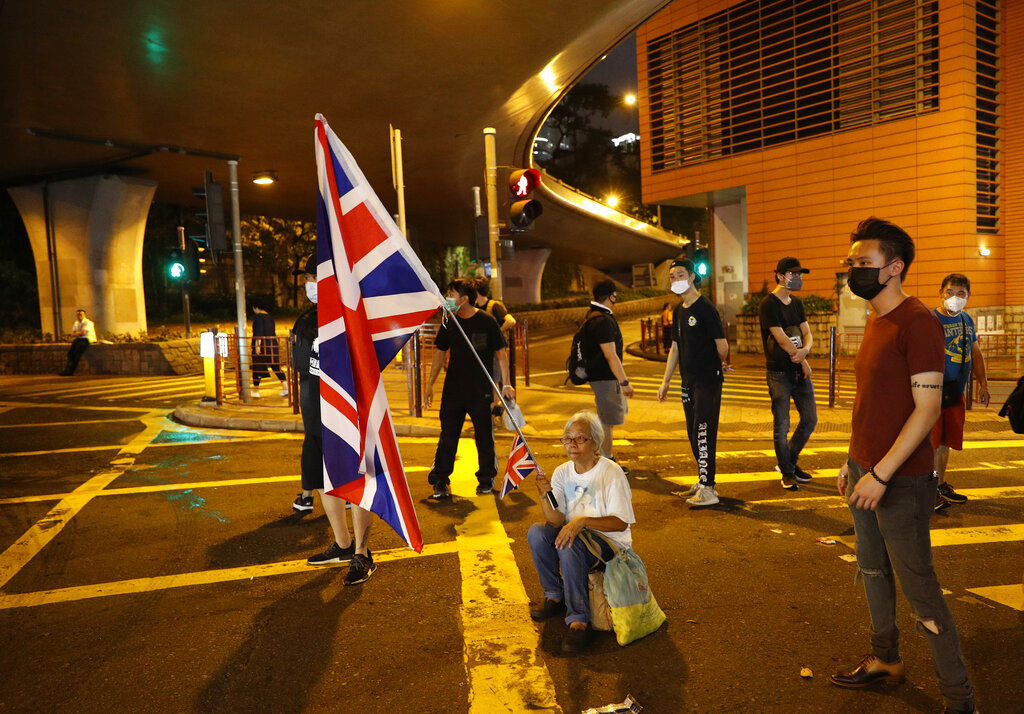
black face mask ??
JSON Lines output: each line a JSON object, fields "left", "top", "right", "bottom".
{"left": 847, "top": 260, "right": 898, "bottom": 300}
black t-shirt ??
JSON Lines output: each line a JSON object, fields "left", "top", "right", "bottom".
{"left": 758, "top": 293, "right": 808, "bottom": 372}
{"left": 484, "top": 299, "right": 510, "bottom": 327}
{"left": 672, "top": 297, "right": 725, "bottom": 379}
{"left": 435, "top": 309, "right": 507, "bottom": 398}
{"left": 290, "top": 307, "right": 318, "bottom": 378}
{"left": 583, "top": 304, "right": 622, "bottom": 382}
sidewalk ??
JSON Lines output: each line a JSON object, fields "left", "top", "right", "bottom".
{"left": 174, "top": 347, "right": 1011, "bottom": 441}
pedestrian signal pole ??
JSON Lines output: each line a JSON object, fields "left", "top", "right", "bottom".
{"left": 177, "top": 225, "right": 192, "bottom": 338}
{"left": 483, "top": 127, "right": 502, "bottom": 300}
{"left": 228, "top": 159, "right": 251, "bottom": 403}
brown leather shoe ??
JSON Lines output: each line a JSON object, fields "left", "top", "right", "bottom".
{"left": 530, "top": 598, "right": 566, "bottom": 622}
{"left": 829, "top": 654, "right": 905, "bottom": 688}
{"left": 561, "top": 624, "right": 592, "bottom": 654}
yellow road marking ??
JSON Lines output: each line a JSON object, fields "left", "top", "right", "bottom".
{"left": 0, "top": 412, "right": 166, "bottom": 590}
{"left": 1, "top": 432, "right": 300, "bottom": 458}
{"left": 0, "top": 417, "right": 146, "bottom": 429}
{"left": 966, "top": 584, "right": 1024, "bottom": 611}
{"left": 742, "top": 485, "right": 1024, "bottom": 512}
{"left": 0, "top": 541, "right": 458, "bottom": 610}
{"left": 0, "top": 466, "right": 432, "bottom": 506}
{"left": 451, "top": 439, "right": 560, "bottom": 713}
{"left": 0, "top": 400, "right": 151, "bottom": 413}
{"left": 831, "top": 523, "right": 1024, "bottom": 549}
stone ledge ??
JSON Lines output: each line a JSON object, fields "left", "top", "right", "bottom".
{"left": 0, "top": 339, "right": 202, "bottom": 376}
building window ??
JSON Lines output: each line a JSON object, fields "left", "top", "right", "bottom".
{"left": 975, "top": 0, "right": 1000, "bottom": 234}
{"left": 646, "top": 0, "right": 940, "bottom": 171}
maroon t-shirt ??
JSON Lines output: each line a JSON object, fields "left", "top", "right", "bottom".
{"left": 850, "top": 297, "right": 944, "bottom": 476}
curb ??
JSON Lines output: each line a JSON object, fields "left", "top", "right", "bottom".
{"left": 172, "top": 404, "right": 441, "bottom": 437}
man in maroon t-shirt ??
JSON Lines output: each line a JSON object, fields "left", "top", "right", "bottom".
{"left": 828, "top": 218, "right": 976, "bottom": 714}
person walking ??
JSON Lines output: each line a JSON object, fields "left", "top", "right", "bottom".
{"left": 251, "top": 302, "right": 288, "bottom": 399}
{"left": 759, "top": 257, "right": 817, "bottom": 490}
{"left": 931, "top": 273, "right": 990, "bottom": 511}
{"left": 657, "top": 259, "right": 729, "bottom": 507}
{"left": 59, "top": 309, "right": 97, "bottom": 376}
{"left": 829, "top": 218, "right": 976, "bottom": 714}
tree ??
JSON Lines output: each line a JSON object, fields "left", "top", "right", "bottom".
{"left": 239, "top": 216, "right": 316, "bottom": 308}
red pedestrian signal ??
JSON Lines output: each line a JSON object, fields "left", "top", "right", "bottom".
{"left": 507, "top": 168, "right": 543, "bottom": 231}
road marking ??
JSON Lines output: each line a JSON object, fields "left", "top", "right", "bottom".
{"left": 450, "top": 439, "right": 561, "bottom": 713}
{"left": 967, "top": 585, "right": 1024, "bottom": 611}
{"left": 0, "top": 466, "right": 432, "bottom": 506}
{"left": 0, "top": 416, "right": 146, "bottom": 429}
{"left": 0, "top": 541, "right": 459, "bottom": 610}
{"left": 831, "top": 524, "right": 1024, "bottom": 549}
{"left": 0, "top": 432, "right": 300, "bottom": 458}
{"left": 0, "top": 400, "right": 151, "bottom": 413}
{"left": 741, "top": 485, "right": 1024, "bottom": 512}
{"left": 0, "top": 411, "right": 166, "bottom": 590}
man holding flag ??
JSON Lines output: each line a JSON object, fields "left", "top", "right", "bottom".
{"left": 310, "top": 113, "right": 443, "bottom": 568}
{"left": 425, "top": 278, "right": 515, "bottom": 498}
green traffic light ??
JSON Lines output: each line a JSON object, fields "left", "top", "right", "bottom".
{"left": 170, "top": 262, "right": 185, "bottom": 279}
{"left": 696, "top": 262, "right": 708, "bottom": 277}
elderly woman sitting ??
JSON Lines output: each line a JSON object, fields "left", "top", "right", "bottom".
{"left": 528, "top": 410, "right": 635, "bottom": 653}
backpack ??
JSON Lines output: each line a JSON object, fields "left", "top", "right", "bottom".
{"left": 999, "top": 375, "right": 1024, "bottom": 434}
{"left": 566, "top": 312, "right": 606, "bottom": 385}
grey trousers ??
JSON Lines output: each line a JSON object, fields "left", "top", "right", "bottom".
{"left": 846, "top": 460, "right": 974, "bottom": 711}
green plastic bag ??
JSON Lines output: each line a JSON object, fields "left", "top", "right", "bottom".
{"left": 582, "top": 530, "right": 667, "bottom": 646}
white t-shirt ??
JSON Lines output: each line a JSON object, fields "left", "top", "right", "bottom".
{"left": 551, "top": 456, "right": 635, "bottom": 549}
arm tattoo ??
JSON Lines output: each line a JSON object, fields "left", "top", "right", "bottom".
{"left": 911, "top": 381, "right": 941, "bottom": 390}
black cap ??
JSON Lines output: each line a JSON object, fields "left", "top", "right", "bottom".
{"left": 776, "top": 257, "right": 809, "bottom": 274}
{"left": 293, "top": 254, "right": 316, "bottom": 276}
{"left": 592, "top": 279, "right": 617, "bottom": 301}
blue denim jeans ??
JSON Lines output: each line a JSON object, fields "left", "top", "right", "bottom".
{"left": 766, "top": 369, "right": 817, "bottom": 474}
{"left": 846, "top": 460, "right": 974, "bottom": 712}
{"left": 527, "top": 523, "right": 615, "bottom": 625}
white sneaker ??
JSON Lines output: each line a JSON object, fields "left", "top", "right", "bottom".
{"left": 687, "top": 485, "right": 720, "bottom": 506}
{"left": 685, "top": 482, "right": 700, "bottom": 496}
{"left": 251, "top": 388, "right": 261, "bottom": 399}
{"left": 280, "top": 385, "right": 289, "bottom": 396}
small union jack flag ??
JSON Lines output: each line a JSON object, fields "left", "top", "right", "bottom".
{"left": 500, "top": 433, "right": 538, "bottom": 499}
{"left": 314, "top": 114, "right": 443, "bottom": 552}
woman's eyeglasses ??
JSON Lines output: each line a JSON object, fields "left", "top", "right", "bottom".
{"left": 560, "top": 436, "right": 591, "bottom": 446}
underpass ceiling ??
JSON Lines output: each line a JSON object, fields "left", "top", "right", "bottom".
{"left": 0, "top": 0, "right": 678, "bottom": 270}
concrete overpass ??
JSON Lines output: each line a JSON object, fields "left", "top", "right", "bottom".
{"left": 0, "top": 0, "right": 683, "bottom": 335}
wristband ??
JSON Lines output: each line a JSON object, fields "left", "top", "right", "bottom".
{"left": 868, "top": 467, "right": 889, "bottom": 487}
{"left": 620, "top": 380, "right": 630, "bottom": 386}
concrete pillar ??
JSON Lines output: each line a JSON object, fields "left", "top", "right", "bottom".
{"left": 8, "top": 175, "right": 157, "bottom": 338}
{"left": 499, "top": 248, "right": 551, "bottom": 304}
{"left": 711, "top": 199, "right": 747, "bottom": 335}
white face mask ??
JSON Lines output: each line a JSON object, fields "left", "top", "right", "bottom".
{"left": 670, "top": 279, "right": 689, "bottom": 295}
{"left": 944, "top": 295, "right": 967, "bottom": 314}
{"left": 305, "top": 281, "right": 318, "bottom": 304}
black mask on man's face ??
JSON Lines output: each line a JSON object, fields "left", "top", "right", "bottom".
{"left": 847, "top": 260, "right": 898, "bottom": 300}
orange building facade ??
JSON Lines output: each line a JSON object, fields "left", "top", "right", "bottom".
{"left": 637, "top": 0, "right": 1020, "bottom": 331}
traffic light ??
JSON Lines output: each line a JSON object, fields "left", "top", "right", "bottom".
{"left": 183, "top": 240, "right": 201, "bottom": 282}
{"left": 168, "top": 248, "right": 186, "bottom": 280}
{"left": 508, "top": 168, "right": 543, "bottom": 231}
{"left": 193, "top": 169, "right": 228, "bottom": 264}
{"left": 694, "top": 248, "right": 710, "bottom": 279}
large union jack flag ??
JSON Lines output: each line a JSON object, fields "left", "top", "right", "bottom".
{"left": 500, "top": 433, "right": 538, "bottom": 499}
{"left": 314, "top": 114, "right": 442, "bottom": 552}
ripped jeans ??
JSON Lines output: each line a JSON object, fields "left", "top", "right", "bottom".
{"left": 846, "top": 460, "right": 974, "bottom": 711}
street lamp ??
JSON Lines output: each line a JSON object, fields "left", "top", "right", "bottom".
{"left": 624, "top": 93, "right": 636, "bottom": 106}
{"left": 606, "top": 195, "right": 619, "bottom": 208}
{"left": 252, "top": 170, "right": 277, "bottom": 185}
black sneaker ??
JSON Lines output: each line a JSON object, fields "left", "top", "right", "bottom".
{"left": 530, "top": 598, "right": 566, "bottom": 622}
{"left": 475, "top": 479, "right": 494, "bottom": 496}
{"left": 344, "top": 551, "right": 376, "bottom": 586}
{"left": 307, "top": 542, "right": 355, "bottom": 566}
{"left": 938, "top": 482, "right": 968, "bottom": 503}
{"left": 781, "top": 473, "right": 800, "bottom": 490}
{"left": 432, "top": 483, "right": 451, "bottom": 499}
{"left": 934, "top": 492, "right": 951, "bottom": 512}
{"left": 292, "top": 493, "right": 314, "bottom": 513}
{"left": 793, "top": 465, "right": 813, "bottom": 483}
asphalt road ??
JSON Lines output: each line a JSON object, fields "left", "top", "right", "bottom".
{"left": 1, "top": 324, "right": 1022, "bottom": 713}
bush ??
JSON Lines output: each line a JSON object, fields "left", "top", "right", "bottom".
{"left": 508, "top": 288, "right": 664, "bottom": 313}
{"left": 741, "top": 286, "right": 835, "bottom": 316}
